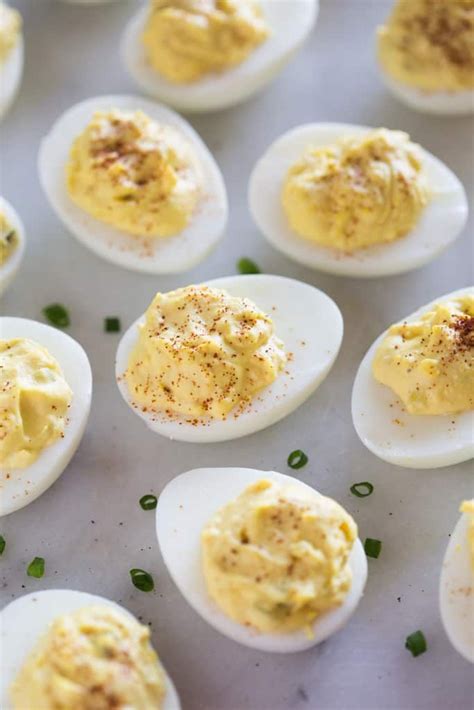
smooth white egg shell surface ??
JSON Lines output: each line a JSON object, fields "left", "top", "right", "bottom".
{"left": 379, "top": 68, "right": 474, "bottom": 116}
{"left": 115, "top": 274, "right": 343, "bottom": 443}
{"left": 121, "top": 0, "right": 318, "bottom": 113}
{"left": 249, "top": 123, "right": 468, "bottom": 277}
{"left": 156, "top": 467, "right": 368, "bottom": 653}
{"left": 351, "top": 287, "right": 474, "bottom": 470}
{"left": 0, "top": 196, "right": 26, "bottom": 297}
{"left": 0, "top": 318, "right": 92, "bottom": 516}
{"left": 38, "top": 95, "right": 228, "bottom": 274}
{"left": 440, "top": 510, "right": 474, "bottom": 663}
{"left": 0, "top": 590, "right": 181, "bottom": 710}
{"left": 0, "top": 36, "right": 23, "bottom": 120}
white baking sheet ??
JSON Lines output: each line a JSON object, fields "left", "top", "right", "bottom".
{"left": 0, "top": 1, "right": 472, "bottom": 708}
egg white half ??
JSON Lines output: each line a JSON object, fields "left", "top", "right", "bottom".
{"left": 0, "top": 196, "right": 26, "bottom": 297}
{"left": 440, "top": 510, "right": 474, "bottom": 663}
{"left": 38, "top": 95, "right": 228, "bottom": 274}
{"left": 0, "top": 318, "right": 92, "bottom": 516}
{"left": 115, "top": 274, "right": 343, "bottom": 443}
{"left": 379, "top": 68, "right": 474, "bottom": 116}
{"left": 0, "top": 590, "right": 181, "bottom": 710}
{"left": 156, "top": 467, "right": 367, "bottom": 653}
{"left": 351, "top": 287, "right": 474, "bottom": 469}
{"left": 121, "top": 0, "right": 318, "bottom": 113}
{"left": 0, "top": 36, "right": 23, "bottom": 120}
{"left": 249, "top": 123, "right": 468, "bottom": 278}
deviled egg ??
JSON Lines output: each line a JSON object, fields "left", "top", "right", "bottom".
{"left": 440, "top": 500, "right": 474, "bottom": 663}
{"left": 121, "top": 0, "right": 319, "bottom": 113}
{"left": 0, "top": 590, "right": 181, "bottom": 709}
{"left": 116, "top": 274, "right": 343, "bottom": 443}
{"left": 352, "top": 288, "right": 474, "bottom": 469}
{"left": 156, "top": 467, "right": 367, "bottom": 652}
{"left": 377, "top": 0, "right": 474, "bottom": 115}
{"left": 0, "top": 196, "right": 26, "bottom": 297}
{"left": 0, "top": 1, "right": 23, "bottom": 120}
{"left": 249, "top": 124, "right": 468, "bottom": 277}
{"left": 38, "top": 95, "right": 228, "bottom": 273}
{"left": 0, "top": 318, "right": 92, "bottom": 516}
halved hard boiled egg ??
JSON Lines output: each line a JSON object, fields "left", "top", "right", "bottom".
{"left": 351, "top": 287, "right": 474, "bottom": 469}
{"left": 0, "top": 589, "right": 181, "bottom": 709}
{"left": 156, "top": 467, "right": 367, "bottom": 653}
{"left": 38, "top": 95, "right": 228, "bottom": 274}
{"left": 0, "top": 196, "right": 26, "bottom": 297}
{"left": 0, "top": 318, "right": 92, "bottom": 516}
{"left": 0, "top": 5, "right": 23, "bottom": 120}
{"left": 249, "top": 123, "right": 468, "bottom": 277}
{"left": 115, "top": 274, "right": 343, "bottom": 443}
{"left": 440, "top": 502, "right": 474, "bottom": 663}
{"left": 121, "top": 0, "right": 318, "bottom": 113}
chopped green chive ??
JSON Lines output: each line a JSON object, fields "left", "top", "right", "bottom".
{"left": 105, "top": 317, "right": 121, "bottom": 333}
{"left": 405, "top": 630, "right": 427, "bottom": 657}
{"left": 287, "top": 449, "right": 308, "bottom": 470}
{"left": 237, "top": 257, "right": 260, "bottom": 275}
{"left": 139, "top": 494, "right": 158, "bottom": 511}
{"left": 350, "top": 482, "right": 374, "bottom": 498}
{"left": 364, "top": 538, "right": 382, "bottom": 559}
{"left": 0, "top": 535, "right": 5, "bottom": 555}
{"left": 43, "top": 303, "right": 70, "bottom": 328}
{"left": 130, "top": 568, "right": 154, "bottom": 592}
{"left": 27, "top": 557, "right": 45, "bottom": 578}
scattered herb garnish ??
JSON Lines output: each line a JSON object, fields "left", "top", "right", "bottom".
{"left": 364, "top": 538, "right": 382, "bottom": 559}
{"left": 27, "top": 557, "right": 45, "bottom": 578}
{"left": 237, "top": 257, "right": 260, "bottom": 275}
{"left": 287, "top": 449, "right": 308, "bottom": 470}
{"left": 130, "top": 568, "right": 154, "bottom": 592}
{"left": 405, "top": 630, "right": 427, "bottom": 657}
{"left": 0, "top": 535, "right": 5, "bottom": 555}
{"left": 105, "top": 317, "right": 121, "bottom": 333}
{"left": 43, "top": 303, "right": 70, "bottom": 328}
{"left": 139, "top": 494, "right": 158, "bottom": 511}
{"left": 350, "top": 482, "right": 374, "bottom": 498}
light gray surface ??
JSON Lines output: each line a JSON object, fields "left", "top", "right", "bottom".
{"left": 0, "top": 1, "right": 473, "bottom": 709}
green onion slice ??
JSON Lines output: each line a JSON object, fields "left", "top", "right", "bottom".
{"left": 27, "top": 557, "right": 45, "bottom": 578}
{"left": 139, "top": 494, "right": 158, "bottom": 511}
{"left": 350, "top": 482, "right": 374, "bottom": 498}
{"left": 237, "top": 257, "right": 261, "bottom": 275}
{"left": 287, "top": 449, "right": 308, "bottom": 470}
{"left": 43, "top": 303, "right": 70, "bottom": 328}
{"left": 105, "top": 317, "right": 121, "bottom": 333}
{"left": 405, "top": 630, "right": 427, "bottom": 657}
{"left": 130, "top": 568, "right": 154, "bottom": 592}
{"left": 364, "top": 538, "right": 382, "bottom": 559}
{"left": 0, "top": 535, "right": 5, "bottom": 555}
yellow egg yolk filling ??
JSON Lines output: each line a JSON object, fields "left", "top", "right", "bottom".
{"left": 0, "top": 2, "right": 21, "bottom": 64}
{"left": 66, "top": 109, "right": 202, "bottom": 238}
{"left": 125, "top": 285, "right": 287, "bottom": 421}
{"left": 0, "top": 338, "right": 73, "bottom": 469}
{"left": 142, "top": 0, "right": 270, "bottom": 84}
{"left": 372, "top": 295, "right": 474, "bottom": 416}
{"left": 282, "top": 128, "right": 430, "bottom": 253}
{"left": 202, "top": 479, "right": 357, "bottom": 634}
{"left": 0, "top": 210, "right": 18, "bottom": 266}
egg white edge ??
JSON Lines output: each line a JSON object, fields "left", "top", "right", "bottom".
{"left": 351, "top": 286, "right": 474, "bottom": 469}
{"left": 0, "top": 317, "right": 93, "bottom": 516}
{"left": 0, "top": 589, "right": 181, "bottom": 710}
{"left": 0, "top": 37, "right": 23, "bottom": 121}
{"left": 37, "top": 94, "right": 228, "bottom": 274}
{"left": 439, "top": 511, "right": 474, "bottom": 663}
{"left": 156, "top": 467, "right": 368, "bottom": 653}
{"left": 0, "top": 196, "right": 26, "bottom": 297}
{"left": 248, "top": 122, "right": 468, "bottom": 277}
{"left": 121, "top": 0, "right": 319, "bottom": 113}
{"left": 115, "top": 274, "right": 344, "bottom": 443}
